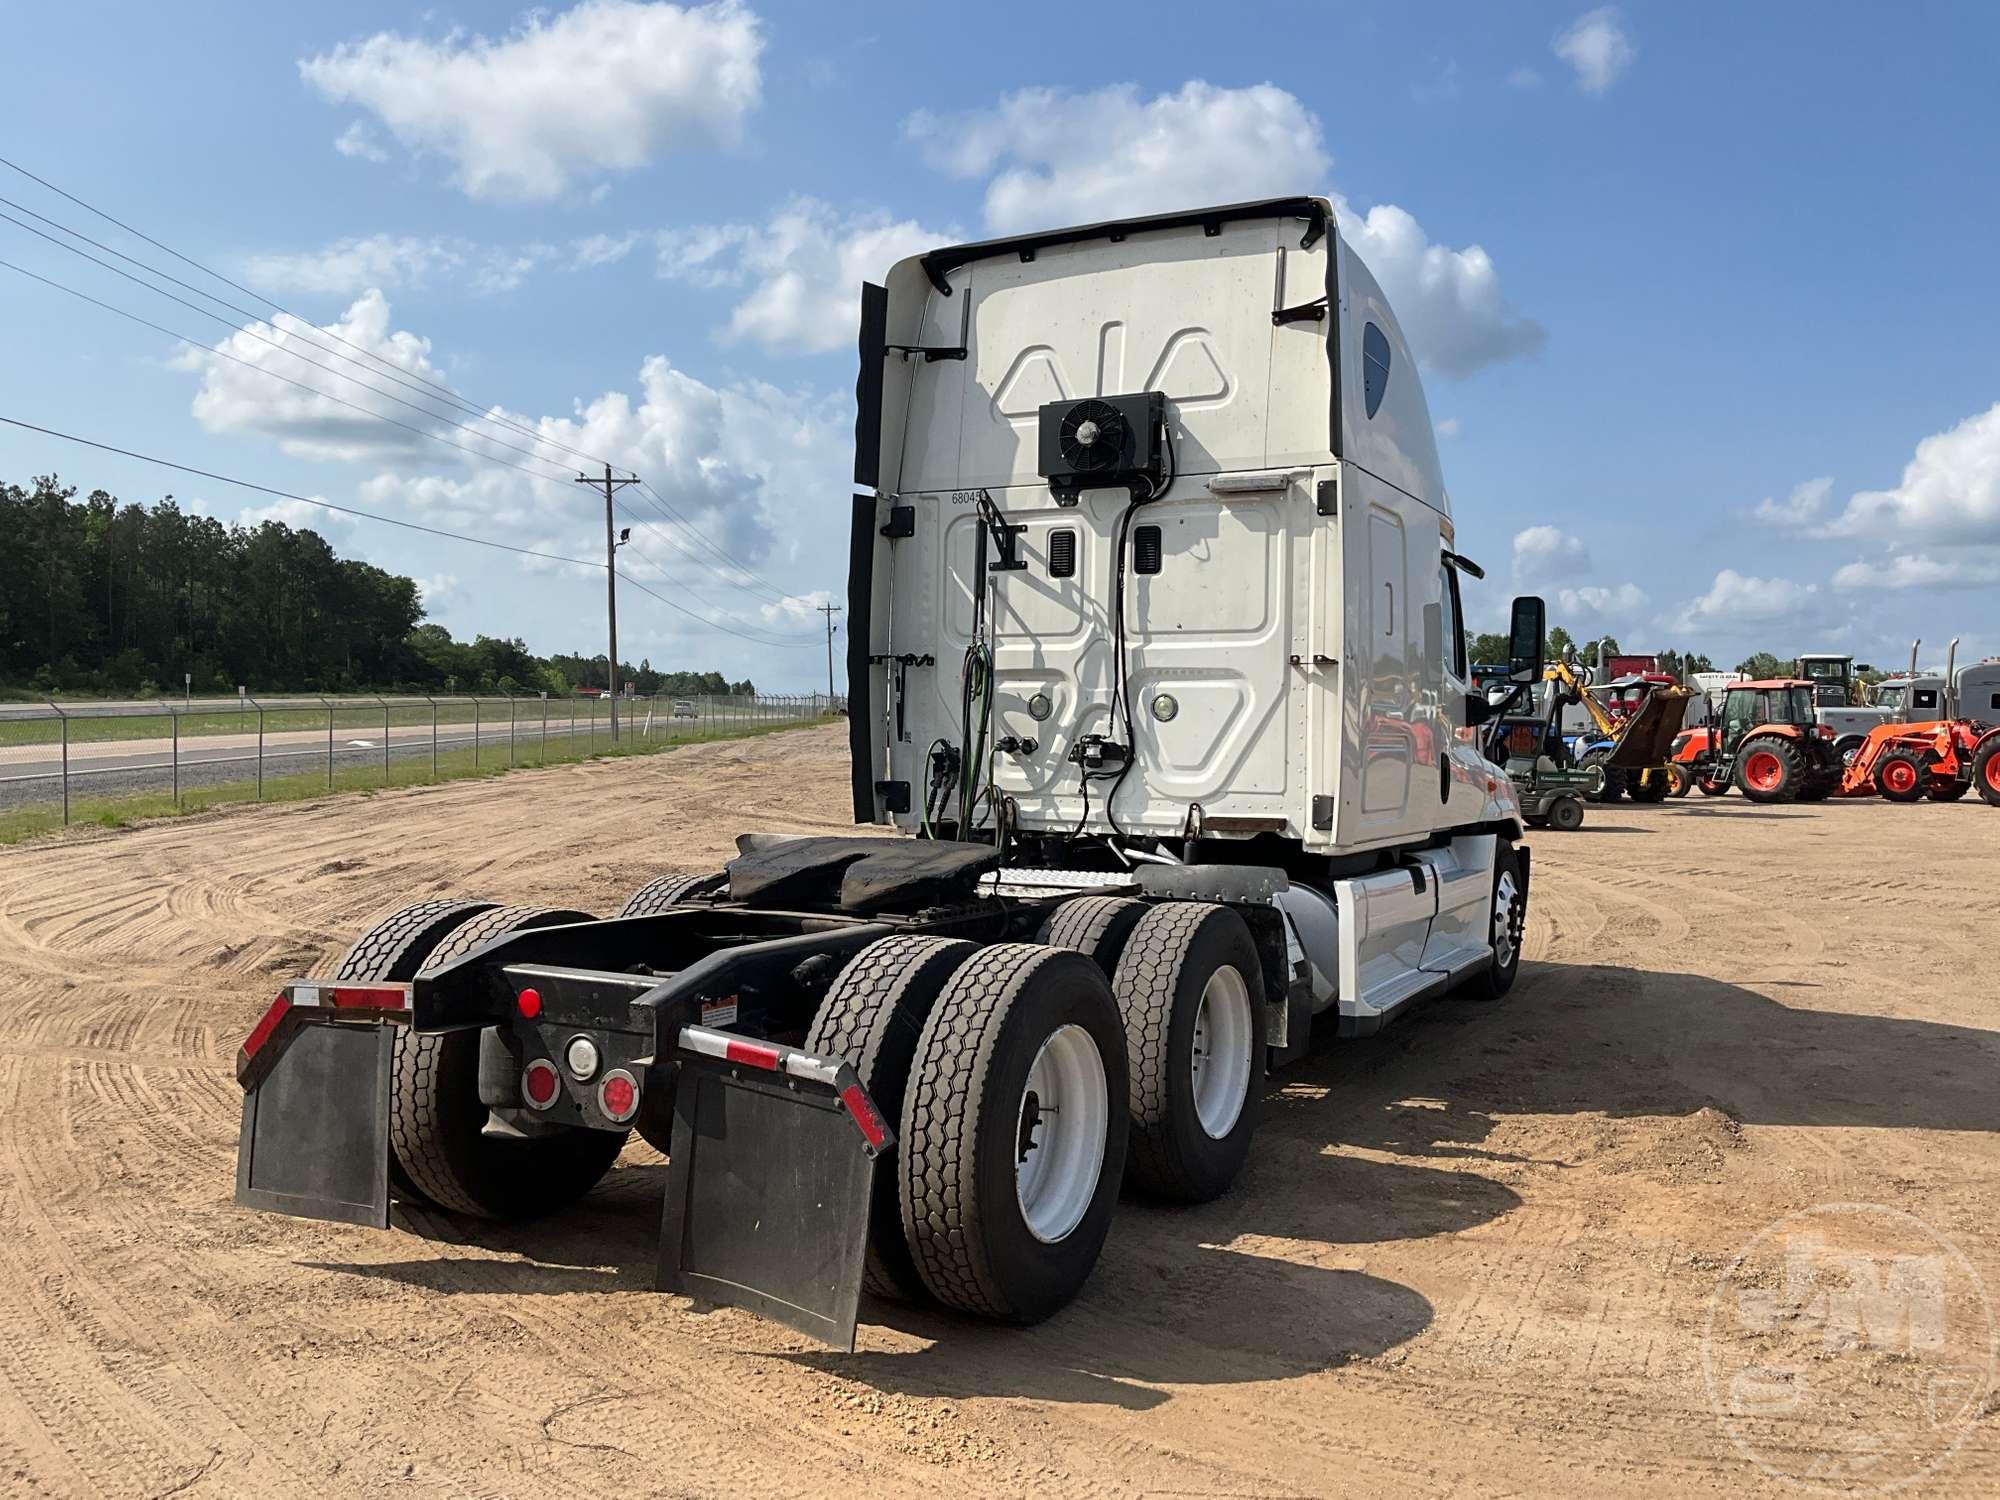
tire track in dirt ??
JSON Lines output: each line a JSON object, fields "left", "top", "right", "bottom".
{"left": 2, "top": 729, "right": 1997, "bottom": 1496}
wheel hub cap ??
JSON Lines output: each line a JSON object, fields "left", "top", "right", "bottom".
{"left": 1015, "top": 1024, "right": 1109, "bottom": 1244}
{"left": 1493, "top": 871, "right": 1522, "bottom": 968}
{"left": 1189, "top": 966, "right": 1253, "bottom": 1140}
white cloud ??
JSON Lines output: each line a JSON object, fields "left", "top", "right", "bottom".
{"left": 1435, "top": 417, "right": 1462, "bottom": 439}
{"left": 1553, "top": 7, "right": 1636, "bottom": 95}
{"left": 237, "top": 497, "right": 353, "bottom": 530}
{"left": 181, "top": 289, "right": 845, "bottom": 623}
{"left": 416, "top": 573, "right": 462, "bottom": 613}
{"left": 656, "top": 198, "right": 947, "bottom": 354}
{"left": 906, "top": 80, "right": 1541, "bottom": 378}
{"left": 177, "top": 290, "right": 471, "bottom": 463}
{"left": 244, "top": 233, "right": 649, "bottom": 298}
{"left": 244, "top": 236, "right": 470, "bottom": 296}
{"left": 333, "top": 122, "right": 389, "bottom": 162}
{"left": 1506, "top": 67, "right": 1545, "bottom": 90}
{"left": 1512, "top": 524, "right": 1590, "bottom": 582}
{"left": 1558, "top": 582, "right": 1649, "bottom": 618}
{"left": 1831, "top": 549, "right": 2000, "bottom": 591}
{"left": 1822, "top": 401, "right": 2000, "bottom": 545}
{"left": 1671, "top": 569, "right": 1821, "bottom": 632}
{"left": 1332, "top": 195, "right": 1545, "bottom": 376}
{"left": 1752, "top": 475, "right": 1832, "bottom": 528}
{"left": 909, "top": 81, "right": 1329, "bottom": 235}
{"left": 300, "top": 0, "right": 764, "bottom": 202}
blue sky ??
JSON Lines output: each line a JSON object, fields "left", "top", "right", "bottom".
{"left": 3, "top": 0, "right": 1997, "bottom": 687}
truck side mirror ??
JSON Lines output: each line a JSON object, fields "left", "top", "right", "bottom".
{"left": 1507, "top": 596, "right": 1546, "bottom": 685}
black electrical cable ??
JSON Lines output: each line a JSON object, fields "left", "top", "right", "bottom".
{"left": 1099, "top": 419, "right": 1177, "bottom": 838}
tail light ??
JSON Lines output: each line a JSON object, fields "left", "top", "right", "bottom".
{"left": 597, "top": 1069, "right": 641, "bottom": 1124}
{"left": 522, "top": 1059, "right": 561, "bottom": 1110}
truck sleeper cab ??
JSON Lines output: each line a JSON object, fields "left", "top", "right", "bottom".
{"left": 235, "top": 198, "right": 1543, "bottom": 1350}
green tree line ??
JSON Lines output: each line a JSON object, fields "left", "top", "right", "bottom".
{"left": 1, "top": 476, "right": 756, "bottom": 698}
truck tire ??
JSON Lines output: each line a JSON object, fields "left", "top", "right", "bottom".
{"left": 1665, "top": 763, "right": 1693, "bottom": 798}
{"left": 1875, "top": 750, "right": 1926, "bottom": 803}
{"left": 393, "top": 904, "right": 627, "bottom": 1220}
{"left": 1927, "top": 781, "right": 1970, "bottom": 802}
{"left": 620, "top": 871, "right": 726, "bottom": 916}
{"left": 1579, "top": 747, "right": 1621, "bottom": 802}
{"left": 899, "top": 944, "right": 1127, "bottom": 1323}
{"left": 1111, "top": 903, "right": 1265, "bottom": 1203}
{"left": 334, "top": 898, "right": 499, "bottom": 1207}
{"left": 1035, "top": 895, "right": 1148, "bottom": 978}
{"left": 1697, "top": 770, "right": 1731, "bottom": 796}
{"left": 1465, "top": 842, "right": 1526, "bottom": 1000}
{"left": 1549, "top": 795, "right": 1586, "bottom": 831}
{"left": 804, "top": 934, "right": 978, "bottom": 1302}
{"left": 1735, "top": 736, "right": 1803, "bottom": 803}
{"left": 1976, "top": 738, "right": 2000, "bottom": 808}
{"left": 1835, "top": 735, "right": 1867, "bottom": 767}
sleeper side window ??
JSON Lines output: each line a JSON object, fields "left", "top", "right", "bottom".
{"left": 1363, "top": 323, "right": 1392, "bottom": 418}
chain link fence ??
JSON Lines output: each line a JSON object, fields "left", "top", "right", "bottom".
{"left": 0, "top": 692, "right": 843, "bottom": 824}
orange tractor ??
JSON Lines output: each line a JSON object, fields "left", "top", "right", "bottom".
{"left": 1666, "top": 679, "right": 1842, "bottom": 803}
{"left": 1839, "top": 718, "right": 2000, "bottom": 803}
{"left": 1832, "top": 638, "right": 2000, "bottom": 805}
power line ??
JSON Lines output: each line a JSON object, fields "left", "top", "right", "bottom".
{"left": 0, "top": 155, "right": 625, "bottom": 473}
{"left": 5, "top": 235, "right": 812, "bottom": 633}
{"left": 0, "top": 155, "right": 834, "bottom": 631}
{"left": 0, "top": 414, "right": 823, "bottom": 650}
{"left": 0, "top": 207, "right": 583, "bottom": 482}
{"left": 615, "top": 569, "right": 819, "bottom": 648}
{"left": 634, "top": 478, "right": 797, "bottom": 604}
{"left": 0, "top": 414, "right": 601, "bottom": 569}
{"left": 609, "top": 531, "right": 819, "bottom": 642}
{"left": 0, "top": 256, "right": 578, "bottom": 487}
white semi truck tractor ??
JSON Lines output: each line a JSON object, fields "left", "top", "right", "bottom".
{"left": 233, "top": 197, "right": 1544, "bottom": 1350}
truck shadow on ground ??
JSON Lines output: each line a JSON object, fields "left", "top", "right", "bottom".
{"left": 1267, "top": 957, "right": 2000, "bottom": 1165}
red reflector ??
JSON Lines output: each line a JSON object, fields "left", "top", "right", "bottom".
{"left": 517, "top": 987, "right": 543, "bottom": 1020}
{"left": 522, "top": 1060, "right": 559, "bottom": 1107}
{"left": 599, "top": 1072, "right": 638, "bottom": 1121}
{"left": 724, "top": 1039, "right": 782, "bottom": 1071}
{"left": 329, "top": 985, "right": 406, "bottom": 1010}
{"left": 242, "top": 996, "right": 291, "bottom": 1059}
{"left": 840, "top": 1084, "right": 888, "bottom": 1149}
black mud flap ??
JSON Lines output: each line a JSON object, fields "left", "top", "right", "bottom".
{"left": 657, "top": 1027, "right": 891, "bottom": 1352}
{"left": 233, "top": 981, "right": 411, "bottom": 1229}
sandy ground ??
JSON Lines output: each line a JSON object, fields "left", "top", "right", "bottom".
{"left": 0, "top": 722, "right": 1995, "bottom": 1498}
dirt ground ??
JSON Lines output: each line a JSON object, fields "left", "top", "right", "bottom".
{"left": 1, "top": 723, "right": 1995, "bottom": 1498}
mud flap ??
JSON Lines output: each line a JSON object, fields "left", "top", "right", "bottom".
{"left": 235, "top": 1020, "right": 394, "bottom": 1229}
{"left": 233, "top": 981, "right": 413, "bottom": 1229}
{"left": 656, "top": 1027, "right": 891, "bottom": 1352}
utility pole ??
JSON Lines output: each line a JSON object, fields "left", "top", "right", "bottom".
{"left": 817, "top": 602, "right": 841, "bottom": 704}
{"left": 577, "top": 465, "right": 639, "bottom": 740}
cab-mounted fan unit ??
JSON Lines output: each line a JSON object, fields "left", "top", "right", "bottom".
{"left": 1036, "top": 391, "right": 1167, "bottom": 504}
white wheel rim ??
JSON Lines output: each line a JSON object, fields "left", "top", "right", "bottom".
{"left": 1493, "top": 870, "right": 1522, "bottom": 968}
{"left": 1014, "top": 1023, "right": 1109, "bottom": 1244}
{"left": 1190, "top": 965, "right": 1253, "bottom": 1139}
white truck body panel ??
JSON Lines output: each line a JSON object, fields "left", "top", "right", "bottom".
{"left": 851, "top": 199, "right": 1524, "bottom": 1030}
